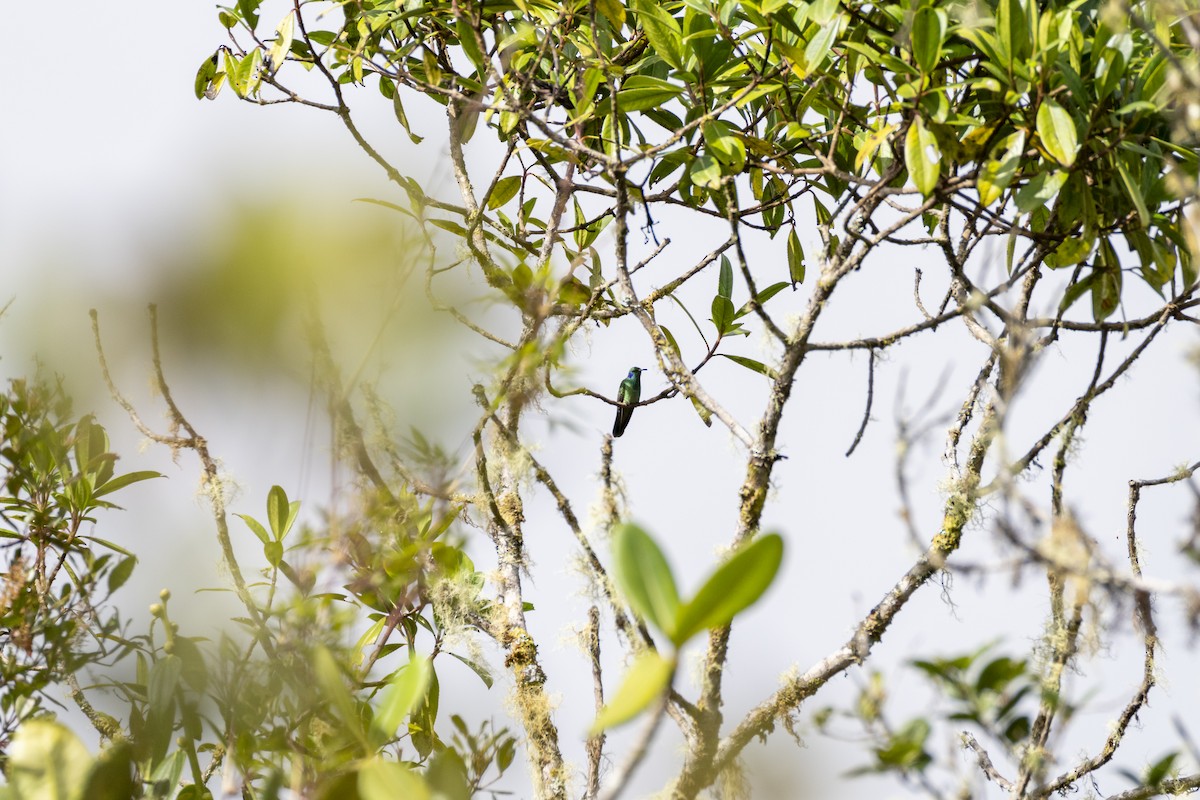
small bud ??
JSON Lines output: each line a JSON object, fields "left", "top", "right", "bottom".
{"left": 149, "top": 604, "right": 164, "bottom": 617}
{"left": 159, "top": 588, "right": 172, "bottom": 601}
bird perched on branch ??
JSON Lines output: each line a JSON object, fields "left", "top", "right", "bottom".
{"left": 612, "top": 367, "right": 643, "bottom": 437}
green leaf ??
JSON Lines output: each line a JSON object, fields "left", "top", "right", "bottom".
{"left": 238, "top": 514, "right": 271, "bottom": 546}
{"left": 1045, "top": 237, "right": 1092, "bottom": 268}
{"left": 1058, "top": 272, "right": 1096, "bottom": 315}
{"left": 787, "top": 228, "right": 806, "bottom": 286}
{"left": 83, "top": 742, "right": 134, "bottom": 800}
{"left": 995, "top": 0, "right": 1029, "bottom": 66}
{"left": 589, "top": 651, "right": 675, "bottom": 734}
{"left": 147, "top": 750, "right": 186, "bottom": 790}
{"left": 373, "top": 657, "right": 432, "bottom": 743}
{"left": 447, "top": 651, "right": 493, "bottom": 688}
{"left": 911, "top": 7, "right": 945, "bottom": 73}
{"left": 557, "top": 278, "right": 592, "bottom": 306}
{"left": 660, "top": 324, "right": 684, "bottom": 360}
{"left": 672, "top": 533, "right": 784, "bottom": 645}
{"left": 314, "top": 646, "right": 364, "bottom": 743}
{"left": 1115, "top": 157, "right": 1150, "bottom": 228}
{"left": 267, "top": 485, "right": 296, "bottom": 540}
{"left": 1036, "top": 100, "right": 1079, "bottom": 167}
{"left": 875, "top": 718, "right": 932, "bottom": 771}
{"left": 711, "top": 295, "right": 736, "bottom": 335}
{"left": 194, "top": 52, "right": 221, "bottom": 100}
{"left": 702, "top": 121, "right": 746, "bottom": 172}
{"left": 1092, "top": 265, "right": 1121, "bottom": 322}
{"left": 148, "top": 655, "right": 182, "bottom": 714}
{"left": 392, "top": 91, "right": 423, "bottom": 144}
{"left": 615, "top": 75, "right": 683, "bottom": 113}
{"left": 173, "top": 636, "right": 209, "bottom": 692}
{"left": 975, "top": 657, "right": 1026, "bottom": 693}
{"left": 718, "top": 255, "right": 733, "bottom": 299}
{"left": 1144, "top": 752, "right": 1179, "bottom": 787}
{"left": 611, "top": 523, "right": 681, "bottom": 638}
{"left": 107, "top": 555, "right": 137, "bottom": 594}
{"left": 905, "top": 117, "right": 940, "bottom": 197}
{"left": 7, "top": 720, "right": 93, "bottom": 800}
{"left": 633, "top": 0, "right": 684, "bottom": 70}
{"left": 717, "top": 354, "right": 778, "bottom": 380}
{"left": 735, "top": 282, "right": 789, "bottom": 319}
{"left": 488, "top": 176, "right": 521, "bottom": 210}
{"left": 1014, "top": 170, "right": 1067, "bottom": 213}
{"left": 512, "top": 262, "right": 533, "bottom": 292}
{"left": 456, "top": 16, "right": 486, "bottom": 73}
{"left": 803, "top": 18, "right": 840, "bottom": 75}
{"left": 689, "top": 154, "right": 723, "bottom": 189}
{"left": 92, "top": 470, "right": 162, "bottom": 499}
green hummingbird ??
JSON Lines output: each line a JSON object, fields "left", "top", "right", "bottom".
{"left": 612, "top": 367, "right": 644, "bottom": 437}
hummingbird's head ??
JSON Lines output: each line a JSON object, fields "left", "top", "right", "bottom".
{"left": 628, "top": 367, "right": 644, "bottom": 378}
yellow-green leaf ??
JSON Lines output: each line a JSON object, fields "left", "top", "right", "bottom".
{"left": 268, "top": 11, "right": 295, "bottom": 72}
{"left": 358, "top": 758, "right": 431, "bottom": 800}
{"left": 488, "top": 176, "right": 522, "bottom": 210}
{"left": 1045, "top": 237, "right": 1092, "bottom": 268}
{"left": 905, "top": 117, "right": 941, "bottom": 197}
{"left": 978, "top": 131, "right": 1025, "bottom": 206}
{"left": 615, "top": 75, "right": 684, "bottom": 113}
{"left": 855, "top": 123, "right": 897, "bottom": 173}
{"left": 372, "top": 657, "right": 432, "bottom": 744}
{"left": 1036, "top": 99, "right": 1079, "bottom": 167}
{"left": 596, "top": 0, "right": 626, "bottom": 28}
{"left": 672, "top": 534, "right": 784, "bottom": 645}
{"left": 589, "top": 651, "right": 675, "bottom": 734}
{"left": 8, "top": 720, "right": 93, "bottom": 800}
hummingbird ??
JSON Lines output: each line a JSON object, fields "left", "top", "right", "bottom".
{"left": 612, "top": 367, "right": 644, "bottom": 437}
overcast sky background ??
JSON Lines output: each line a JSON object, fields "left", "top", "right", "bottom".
{"left": 3, "top": 4, "right": 1200, "bottom": 798}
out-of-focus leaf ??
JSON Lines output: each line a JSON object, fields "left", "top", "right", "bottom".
{"left": 358, "top": 758, "right": 431, "bottom": 800}
{"left": 7, "top": 720, "right": 93, "bottom": 800}
{"left": 672, "top": 533, "right": 784, "bottom": 645}
{"left": 589, "top": 651, "right": 674, "bottom": 734}
{"left": 373, "top": 657, "right": 432, "bottom": 743}
{"left": 1014, "top": 170, "right": 1067, "bottom": 213}
{"left": 92, "top": 471, "right": 163, "bottom": 499}
{"left": 611, "top": 523, "right": 680, "bottom": 638}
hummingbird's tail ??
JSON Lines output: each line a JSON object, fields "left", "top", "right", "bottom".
{"left": 613, "top": 405, "right": 632, "bottom": 437}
